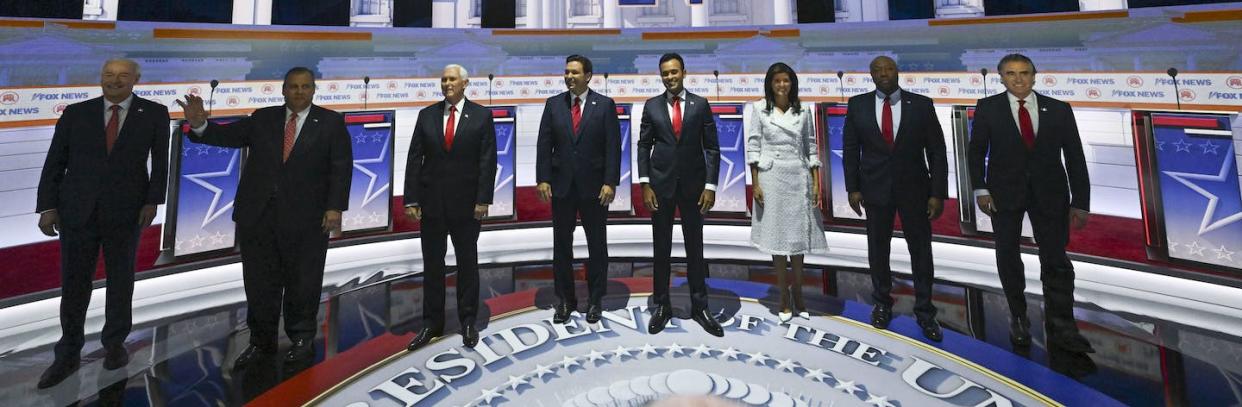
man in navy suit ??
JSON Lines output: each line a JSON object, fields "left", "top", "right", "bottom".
{"left": 36, "top": 58, "right": 170, "bottom": 388}
{"left": 536, "top": 55, "right": 621, "bottom": 325}
{"left": 969, "top": 54, "right": 1093, "bottom": 353}
{"left": 638, "top": 53, "right": 723, "bottom": 337}
{"left": 843, "top": 56, "right": 948, "bottom": 342}
{"left": 405, "top": 64, "right": 497, "bottom": 351}
{"left": 178, "top": 67, "right": 353, "bottom": 367}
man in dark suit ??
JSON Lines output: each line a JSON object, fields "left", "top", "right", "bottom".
{"left": 536, "top": 55, "right": 621, "bottom": 325}
{"left": 405, "top": 64, "right": 497, "bottom": 351}
{"left": 638, "top": 53, "right": 723, "bottom": 337}
{"left": 843, "top": 56, "right": 948, "bottom": 342}
{"left": 35, "top": 58, "right": 169, "bottom": 388}
{"left": 968, "top": 54, "right": 1093, "bottom": 353}
{"left": 177, "top": 67, "right": 353, "bottom": 367}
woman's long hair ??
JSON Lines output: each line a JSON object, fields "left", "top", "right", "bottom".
{"left": 763, "top": 62, "right": 801, "bottom": 115}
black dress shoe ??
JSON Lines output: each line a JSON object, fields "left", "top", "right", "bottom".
{"left": 407, "top": 327, "right": 441, "bottom": 352}
{"left": 553, "top": 302, "right": 576, "bottom": 324}
{"left": 691, "top": 309, "right": 724, "bottom": 337}
{"left": 285, "top": 339, "right": 314, "bottom": 362}
{"left": 1050, "top": 332, "right": 1095, "bottom": 353}
{"left": 870, "top": 305, "right": 892, "bottom": 330}
{"left": 1010, "top": 315, "right": 1032, "bottom": 347}
{"left": 103, "top": 346, "right": 129, "bottom": 370}
{"left": 37, "top": 358, "right": 79, "bottom": 389}
{"left": 647, "top": 306, "right": 671, "bottom": 334}
{"left": 917, "top": 318, "right": 944, "bottom": 342}
{"left": 586, "top": 304, "right": 603, "bottom": 324}
{"left": 462, "top": 325, "right": 479, "bottom": 348}
{"left": 233, "top": 345, "right": 276, "bottom": 370}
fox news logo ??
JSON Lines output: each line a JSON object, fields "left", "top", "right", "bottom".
{"left": 1127, "top": 76, "right": 1143, "bottom": 88}
{"left": 1228, "top": 76, "right": 1242, "bottom": 89}
{"left": 1043, "top": 76, "right": 1057, "bottom": 87}
{"left": 262, "top": 84, "right": 276, "bottom": 94}
{"left": 1086, "top": 88, "right": 1102, "bottom": 99}
{"left": 0, "top": 92, "right": 18, "bottom": 105}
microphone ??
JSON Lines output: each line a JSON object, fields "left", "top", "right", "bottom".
{"left": 603, "top": 72, "right": 609, "bottom": 96}
{"left": 1167, "top": 68, "right": 1180, "bottom": 110}
{"left": 980, "top": 68, "right": 988, "bottom": 96}
{"left": 362, "top": 76, "right": 371, "bottom": 110}
{"left": 836, "top": 70, "right": 845, "bottom": 102}
{"left": 488, "top": 73, "right": 495, "bottom": 105}
{"left": 208, "top": 79, "right": 219, "bottom": 116}
{"left": 713, "top": 70, "right": 720, "bottom": 102}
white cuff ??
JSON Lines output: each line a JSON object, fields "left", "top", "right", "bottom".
{"left": 972, "top": 189, "right": 991, "bottom": 198}
{"left": 638, "top": 177, "right": 650, "bottom": 184}
{"left": 190, "top": 122, "right": 208, "bottom": 135}
{"left": 704, "top": 184, "right": 717, "bottom": 191}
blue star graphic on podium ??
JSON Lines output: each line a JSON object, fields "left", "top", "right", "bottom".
{"left": 175, "top": 138, "right": 241, "bottom": 255}
{"left": 489, "top": 117, "right": 517, "bottom": 218}
{"left": 1153, "top": 114, "right": 1242, "bottom": 269}
{"left": 344, "top": 113, "right": 395, "bottom": 232}
{"left": 712, "top": 106, "right": 747, "bottom": 213}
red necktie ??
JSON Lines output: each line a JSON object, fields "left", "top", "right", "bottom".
{"left": 283, "top": 113, "right": 297, "bottom": 162}
{"left": 670, "top": 95, "right": 682, "bottom": 140}
{"left": 571, "top": 96, "right": 581, "bottom": 135}
{"left": 105, "top": 105, "right": 120, "bottom": 155}
{"left": 1018, "top": 99, "right": 1035, "bottom": 149}
{"left": 881, "top": 95, "right": 893, "bottom": 148}
{"left": 445, "top": 105, "right": 457, "bottom": 151}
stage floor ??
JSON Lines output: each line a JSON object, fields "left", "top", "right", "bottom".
{"left": 3, "top": 261, "right": 1239, "bottom": 406}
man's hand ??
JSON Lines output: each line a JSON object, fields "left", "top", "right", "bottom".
{"left": 976, "top": 195, "right": 996, "bottom": 217}
{"left": 474, "top": 204, "right": 489, "bottom": 220}
{"left": 598, "top": 185, "right": 615, "bottom": 206}
{"left": 322, "top": 210, "right": 342, "bottom": 234}
{"left": 753, "top": 184, "right": 764, "bottom": 206}
{"left": 698, "top": 190, "right": 715, "bottom": 214}
{"left": 927, "top": 197, "right": 944, "bottom": 220}
{"left": 137, "top": 204, "right": 157, "bottom": 228}
{"left": 404, "top": 206, "right": 422, "bottom": 222}
{"left": 175, "top": 94, "right": 208, "bottom": 128}
{"left": 38, "top": 210, "right": 60, "bottom": 237}
{"left": 536, "top": 182, "right": 552, "bottom": 203}
{"left": 1069, "top": 208, "right": 1090, "bottom": 230}
{"left": 642, "top": 184, "right": 659, "bottom": 212}
{"left": 847, "top": 192, "right": 864, "bottom": 216}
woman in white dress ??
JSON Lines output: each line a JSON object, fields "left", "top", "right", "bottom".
{"left": 747, "top": 62, "right": 828, "bottom": 323}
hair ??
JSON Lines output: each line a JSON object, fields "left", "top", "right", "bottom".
{"left": 566, "top": 54, "right": 593, "bottom": 74}
{"left": 102, "top": 58, "right": 141, "bottom": 76}
{"left": 283, "top": 66, "right": 316, "bottom": 87}
{"left": 763, "top": 62, "right": 802, "bottom": 115}
{"left": 444, "top": 64, "right": 469, "bottom": 81}
{"left": 658, "top": 53, "right": 685, "bottom": 71}
{"left": 997, "top": 53, "right": 1037, "bottom": 74}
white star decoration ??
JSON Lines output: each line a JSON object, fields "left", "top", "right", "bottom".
{"left": 1161, "top": 144, "right": 1242, "bottom": 235}
{"left": 468, "top": 343, "right": 898, "bottom": 407}
{"left": 1214, "top": 245, "right": 1235, "bottom": 261}
{"left": 1173, "top": 139, "right": 1192, "bottom": 152}
{"left": 351, "top": 132, "right": 392, "bottom": 208}
{"left": 1186, "top": 241, "right": 1206, "bottom": 256}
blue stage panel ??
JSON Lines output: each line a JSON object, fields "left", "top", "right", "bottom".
{"left": 610, "top": 104, "right": 634, "bottom": 213}
{"left": 167, "top": 117, "right": 243, "bottom": 257}
{"left": 342, "top": 111, "right": 395, "bottom": 233}
{"left": 710, "top": 103, "right": 747, "bottom": 214}
{"left": 488, "top": 106, "right": 517, "bottom": 219}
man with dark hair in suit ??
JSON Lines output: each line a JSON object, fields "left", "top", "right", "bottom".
{"left": 405, "top": 64, "right": 497, "bottom": 351}
{"left": 36, "top": 58, "right": 170, "bottom": 388}
{"left": 537, "top": 54, "right": 621, "bottom": 325}
{"left": 638, "top": 53, "right": 724, "bottom": 337}
{"left": 843, "top": 56, "right": 949, "bottom": 342}
{"left": 177, "top": 66, "right": 353, "bottom": 367}
{"left": 969, "top": 53, "right": 1093, "bottom": 353}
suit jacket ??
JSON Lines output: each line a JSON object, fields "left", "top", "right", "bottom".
{"left": 967, "top": 92, "right": 1089, "bottom": 213}
{"left": 190, "top": 104, "right": 352, "bottom": 229}
{"left": 37, "top": 96, "right": 170, "bottom": 228}
{"left": 404, "top": 99, "right": 498, "bottom": 220}
{"left": 536, "top": 90, "right": 621, "bottom": 199}
{"left": 745, "top": 100, "right": 819, "bottom": 171}
{"left": 636, "top": 91, "right": 720, "bottom": 199}
{"left": 842, "top": 90, "right": 948, "bottom": 207}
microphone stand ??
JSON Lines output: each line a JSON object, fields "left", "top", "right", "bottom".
{"left": 1167, "top": 68, "right": 1181, "bottom": 110}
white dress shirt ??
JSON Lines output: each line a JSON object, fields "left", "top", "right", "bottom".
{"left": 875, "top": 89, "right": 902, "bottom": 141}
{"left": 103, "top": 94, "right": 134, "bottom": 131}
{"left": 443, "top": 98, "right": 467, "bottom": 136}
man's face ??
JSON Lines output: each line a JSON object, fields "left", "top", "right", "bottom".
{"left": 659, "top": 59, "right": 686, "bottom": 95}
{"left": 869, "top": 57, "right": 899, "bottom": 94}
{"left": 100, "top": 61, "right": 138, "bottom": 103}
{"left": 1000, "top": 60, "right": 1036, "bottom": 98}
{"left": 441, "top": 67, "right": 468, "bottom": 102}
{"left": 282, "top": 71, "right": 316, "bottom": 112}
{"left": 564, "top": 61, "right": 592, "bottom": 95}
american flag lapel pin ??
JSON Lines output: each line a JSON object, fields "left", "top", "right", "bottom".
{"left": 1040, "top": 107, "right": 1047, "bottom": 112}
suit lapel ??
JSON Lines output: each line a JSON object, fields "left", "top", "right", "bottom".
{"left": 289, "top": 106, "right": 320, "bottom": 160}
{"left": 680, "top": 92, "right": 697, "bottom": 145}
{"left": 997, "top": 94, "right": 1023, "bottom": 145}
{"left": 655, "top": 93, "right": 674, "bottom": 143}
{"left": 574, "top": 91, "right": 595, "bottom": 143}
{"left": 87, "top": 98, "right": 107, "bottom": 155}
{"left": 1033, "top": 93, "right": 1049, "bottom": 144}
{"left": 430, "top": 101, "right": 447, "bottom": 152}
{"left": 893, "top": 96, "right": 912, "bottom": 148}
{"left": 113, "top": 98, "right": 146, "bottom": 155}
